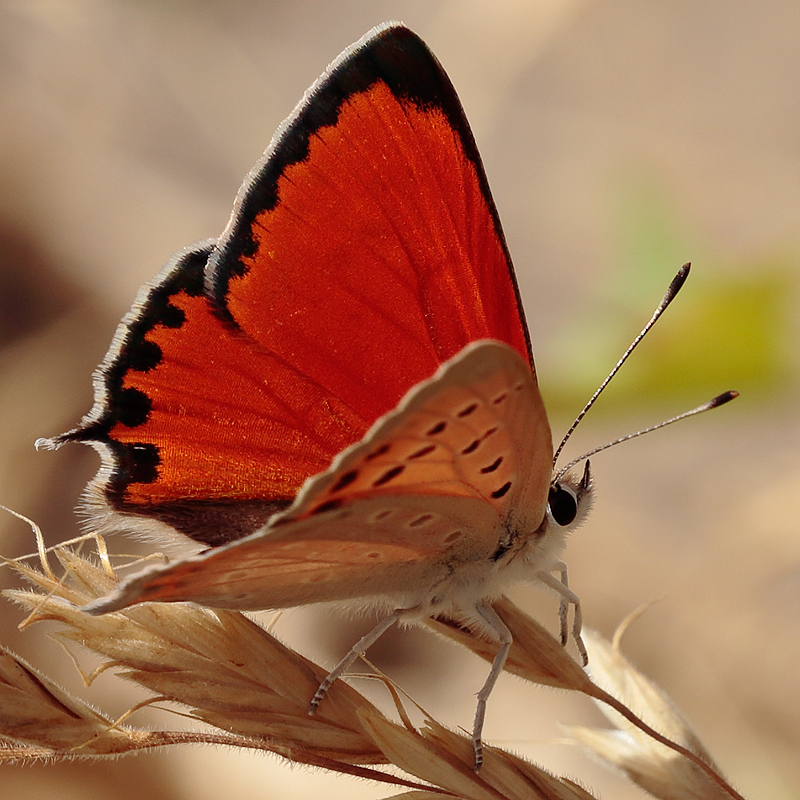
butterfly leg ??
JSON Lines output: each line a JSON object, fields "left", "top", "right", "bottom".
{"left": 308, "top": 608, "right": 413, "bottom": 715}
{"left": 471, "top": 600, "right": 512, "bottom": 771}
{"left": 537, "top": 565, "right": 588, "bottom": 665}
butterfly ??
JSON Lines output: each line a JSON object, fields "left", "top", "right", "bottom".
{"left": 40, "top": 22, "right": 595, "bottom": 767}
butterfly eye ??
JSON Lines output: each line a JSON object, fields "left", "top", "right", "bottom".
{"left": 548, "top": 484, "right": 578, "bottom": 527}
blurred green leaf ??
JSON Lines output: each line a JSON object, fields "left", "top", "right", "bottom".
{"left": 540, "top": 174, "right": 797, "bottom": 419}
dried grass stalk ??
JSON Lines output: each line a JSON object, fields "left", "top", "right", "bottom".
{"left": 0, "top": 538, "right": 746, "bottom": 799}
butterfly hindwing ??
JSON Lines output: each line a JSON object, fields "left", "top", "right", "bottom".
{"left": 84, "top": 341, "right": 552, "bottom": 614}
{"left": 282, "top": 341, "right": 551, "bottom": 526}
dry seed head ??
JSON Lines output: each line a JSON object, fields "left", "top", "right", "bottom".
{"left": 570, "top": 627, "right": 737, "bottom": 800}
{"left": 359, "top": 710, "right": 598, "bottom": 800}
{"left": 4, "top": 547, "right": 389, "bottom": 765}
{"left": 0, "top": 647, "right": 158, "bottom": 757}
{"left": 425, "top": 595, "right": 592, "bottom": 693}
{"left": 3, "top": 538, "right": 598, "bottom": 795}
{"left": 1, "top": 536, "right": 747, "bottom": 799}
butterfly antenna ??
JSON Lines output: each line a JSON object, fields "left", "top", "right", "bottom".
{"left": 553, "top": 390, "right": 738, "bottom": 482}
{"left": 552, "top": 262, "right": 691, "bottom": 470}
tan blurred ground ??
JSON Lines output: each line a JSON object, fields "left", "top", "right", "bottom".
{"left": 1, "top": 1, "right": 798, "bottom": 798}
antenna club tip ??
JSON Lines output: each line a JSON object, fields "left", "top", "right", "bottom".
{"left": 668, "top": 263, "right": 691, "bottom": 294}
{"left": 711, "top": 390, "right": 739, "bottom": 407}
{"left": 662, "top": 263, "right": 692, "bottom": 304}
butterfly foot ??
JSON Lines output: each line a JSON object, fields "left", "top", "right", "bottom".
{"left": 575, "top": 628, "right": 588, "bottom": 667}
{"left": 472, "top": 736, "right": 484, "bottom": 772}
{"left": 308, "top": 681, "right": 331, "bottom": 716}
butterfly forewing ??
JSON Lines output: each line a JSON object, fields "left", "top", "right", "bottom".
{"left": 47, "top": 25, "right": 531, "bottom": 547}
{"left": 85, "top": 341, "right": 553, "bottom": 615}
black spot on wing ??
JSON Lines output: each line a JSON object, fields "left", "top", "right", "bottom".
{"left": 373, "top": 464, "right": 405, "bottom": 487}
{"left": 456, "top": 402, "right": 478, "bottom": 418}
{"left": 365, "top": 443, "right": 391, "bottom": 461}
{"left": 312, "top": 498, "right": 345, "bottom": 515}
{"left": 119, "top": 442, "right": 160, "bottom": 485}
{"left": 460, "top": 425, "right": 498, "bottom": 456}
{"left": 491, "top": 482, "right": 512, "bottom": 499}
{"left": 481, "top": 457, "right": 503, "bottom": 474}
{"left": 331, "top": 470, "right": 359, "bottom": 492}
{"left": 127, "top": 339, "right": 162, "bottom": 373}
{"left": 114, "top": 387, "right": 152, "bottom": 429}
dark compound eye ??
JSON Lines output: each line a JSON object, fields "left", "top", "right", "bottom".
{"left": 548, "top": 484, "right": 578, "bottom": 527}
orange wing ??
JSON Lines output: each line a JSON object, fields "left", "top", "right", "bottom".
{"left": 46, "top": 24, "right": 531, "bottom": 546}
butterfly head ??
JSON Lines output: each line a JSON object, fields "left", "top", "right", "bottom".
{"left": 547, "top": 460, "right": 593, "bottom": 534}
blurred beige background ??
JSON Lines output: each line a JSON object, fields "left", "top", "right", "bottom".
{"left": 1, "top": 1, "right": 798, "bottom": 798}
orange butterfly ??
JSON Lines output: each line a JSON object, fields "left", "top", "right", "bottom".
{"left": 40, "top": 23, "right": 731, "bottom": 767}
